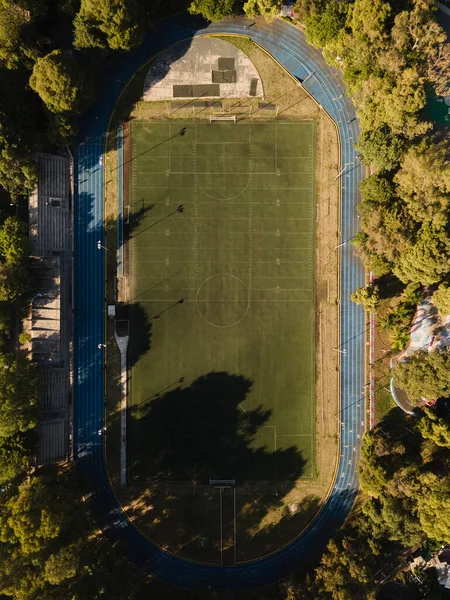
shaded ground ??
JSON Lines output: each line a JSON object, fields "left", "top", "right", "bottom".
{"left": 119, "top": 372, "right": 314, "bottom": 564}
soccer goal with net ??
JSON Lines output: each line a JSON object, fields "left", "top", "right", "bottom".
{"left": 210, "top": 115, "right": 237, "bottom": 123}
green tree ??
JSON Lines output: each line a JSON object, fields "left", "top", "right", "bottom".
{"left": 0, "top": 216, "right": 29, "bottom": 264}
{"left": 350, "top": 0, "right": 391, "bottom": 47}
{"left": 305, "top": 1, "right": 349, "bottom": 49}
{"left": 0, "top": 354, "right": 39, "bottom": 437}
{"left": 0, "top": 433, "right": 30, "bottom": 484}
{"left": 391, "top": 0, "right": 442, "bottom": 57}
{"left": 360, "top": 173, "right": 396, "bottom": 207}
{"left": 415, "top": 471, "right": 450, "bottom": 543}
{"left": 315, "top": 534, "right": 378, "bottom": 600}
{"left": 357, "top": 202, "right": 415, "bottom": 266}
{"left": 0, "top": 261, "right": 28, "bottom": 302}
{"left": 393, "top": 226, "right": 450, "bottom": 285}
{"left": 426, "top": 42, "right": 450, "bottom": 97}
{"left": 358, "top": 69, "right": 431, "bottom": 139}
{"left": 244, "top": 0, "right": 280, "bottom": 21}
{"left": 293, "top": 0, "right": 314, "bottom": 23}
{"left": 391, "top": 0, "right": 450, "bottom": 96}
{"left": 48, "top": 113, "right": 78, "bottom": 145}
{"left": 189, "top": 0, "right": 240, "bottom": 21}
{"left": 44, "top": 544, "right": 79, "bottom": 585}
{"left": 390, "top": 327, "right": 410, "bottom": 352}
{"left": 30, "top": 50, "right": 95, "bottom": 115}
{"left": 73, "top": 0, "right": 144, "bottom": 51}
{"left": 356, "top": 128, "right": 405, "bottom": 172}
{"left": 0, "top": 478, "right": 63, "bottom": 555}
{"left": 351, "top": 284, "right": 381, "bottom": 312}
{"left": 434, "top": 282, "right": 450, "bottom": 317}
{"left": 0, "top": 122, "right": 37, "bottom": 197}
{"left": 0, "top": 470, "right": 143, "bottom": 599}
{"left": 417, "top": 409, "right": 450, "bottom": 448}
{"left": 394, "top": 140, "right": 450, "bottom": 228}
{"left": 0, "top": 4, "right": 37, "bottom": 69}
{"left": 393, "top": 349, "right": 450, "bottom": 404}
{"left": 0, "top": 0, "right": 48, "bottom": 18}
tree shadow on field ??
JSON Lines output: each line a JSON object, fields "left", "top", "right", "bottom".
{"left": 234, "top": 492, "right": 322, "bottom": 562}
{"left": 129, "top": 372, "right": 306, "bottom": 481}
{"left": 122, "top": 372, "right": 318, "bottom": 562}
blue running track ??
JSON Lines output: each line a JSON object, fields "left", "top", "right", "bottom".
{"left": 74, "top": 14, "right": 365, "bottom": 590}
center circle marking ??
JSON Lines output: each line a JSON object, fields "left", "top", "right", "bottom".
{"left": 195, "top": 274, "right": 250, "bottom": 328}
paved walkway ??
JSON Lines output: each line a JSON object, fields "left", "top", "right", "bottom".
{"left": 73, "top": 14, "right": 365, "bottom": 590}
{"left": 114, "top": 332, "right": 129, "bottom": 487}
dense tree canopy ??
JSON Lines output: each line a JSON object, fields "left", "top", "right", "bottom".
{"left": 393, "top": 226, "right": 450, "bottom": 285}
{"left": 0, "top": 433, "right": 30, "bottom": 484}
{"left": 394, "top": 140, "right": 450, "bottom": 228}
{"left": 73, "top": 0, "right": 144, "bottom": 51}
{"left": 243, "top": 0, "right": 280, "bottom": 20}
{"left": 0, "top": 472, "right": 144, "bottom": 599}
{"left": 0, "top": 261, "right": 28, "bottom": 302}
{"left": 356, "top": 128, "right": 405, "bottom": 173}
{"left": 296, "top": 0, "right": 450, "bottom": 299}
{"left": 433, "top": 282, "right": 450, "bottom": 317}
{"left": 0, "top": 122, "right": 37, "bottom": 197}
{"left": 0, "top": 353, "right": 39, "bottom": 437}
{"left": 30, "top": 50, "right": 95, "bottom": 115}
{"left": 394, "top": 349, "right": 450, "bottom": 403}
{"left": 304, "top": 0, "right": 349, "bottom": 49}
{"left": 417, "top": 408, "right": 450, "bottom": 448}
{"left": 351, "top": 283, "right": 381, "bottom": 312}
{"left": 0, "top": 217, "right": 29, "bottom": 264}
{"left": 0, "top": 478, "right": 64, "bottom": 555}
{"left": 0, "top": 4, "right": 36, "bottom": 70}
{"left": 189, "top": 0, "right": 241, "bottom": 21}
{"left": 284, "top": 407, "right": 450, "bottom": 599}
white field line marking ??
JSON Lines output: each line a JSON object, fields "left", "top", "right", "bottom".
{"left": 138, "top": 217, "right": 314, "bottom": 220}
{"left": 220, "top": 488, "right": 223, "bottom": 565}
{"left": 234, "top": 487, "right": 237, "bottom": 564}
{"left": 135, "top": 232, "right": 313, "bottom": 236}
{"left": 137, "top": 299, "right": 313, "bottom": 303}
{"left": 132, "top": 260, "right": 312, "bottom": 264}
{"left": 142, "top": 171, "right": 312, "bottom": 175}
{"left": 193, "top": 128, "right": 199, "bottom": 284}
{"left": 136, "top": 249, "right": 313, "bottom": 253}
{"left": 248, "top": 127, "right": 254, "bottom": 294}
{"left": 133, "top": 187, "right": 314, "bottom": 193}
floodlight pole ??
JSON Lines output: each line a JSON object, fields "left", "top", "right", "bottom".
{"left": 334, "top": 234, "right": 357, "bottom": 250}
{"left": 333, "top": 347, "right": 347, "bottom": 355}
{"left": 97, "top": 240, "right": 108, "bottom": 251}
{"left": 302, "top": 71, "right": 315, "bottom": 84}
{"left": 334, "top": 163, "right": 351, "bottom": 180}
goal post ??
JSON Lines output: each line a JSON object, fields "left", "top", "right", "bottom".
{"left": 210, "top": 115, "right": 237, "bottom": 124}
{"left": 210, "top": 478, "right": 236, "bottom": 485}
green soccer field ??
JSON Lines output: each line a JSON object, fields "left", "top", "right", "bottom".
{"left": 128, "top": 119, "right": 316, "bottom": 483}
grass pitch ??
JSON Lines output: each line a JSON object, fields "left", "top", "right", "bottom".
{"left": 128, "top": 119, "right": 316, "bottom": 484}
